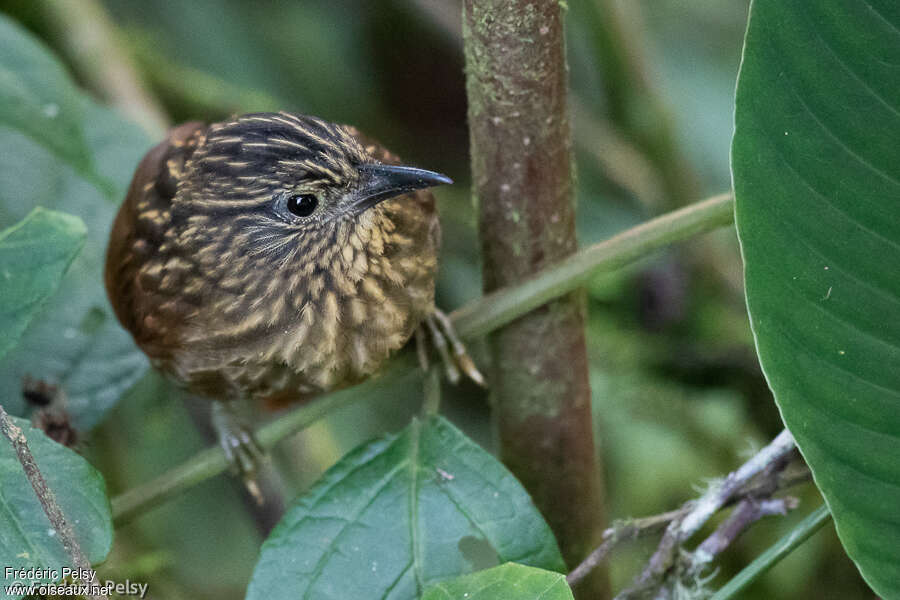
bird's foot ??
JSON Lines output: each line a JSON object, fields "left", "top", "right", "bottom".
{"left": 417, "top": 308, "right": 486, "bottom": 387}
{"left": 211, "top": 401, "right": 266, "bottom": 503}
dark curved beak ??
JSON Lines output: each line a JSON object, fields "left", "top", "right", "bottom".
{"left": 350, "top": 164, "right": 452, "bottom": 214}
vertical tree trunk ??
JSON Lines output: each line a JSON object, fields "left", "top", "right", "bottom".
{"left": 462, "top": 2, "right": 607, "bottom": 597}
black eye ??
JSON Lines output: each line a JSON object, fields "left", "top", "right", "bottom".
{"left": 286, "top": 194, "right": 318, "bottom": 217}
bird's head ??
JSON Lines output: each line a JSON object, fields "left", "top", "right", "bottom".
{"left": 174, "top": 112, "right": 449, "bottom": 262}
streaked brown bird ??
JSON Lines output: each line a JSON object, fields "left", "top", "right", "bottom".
{"left": 105, "top": 112, "right": 481, "bottom": 478}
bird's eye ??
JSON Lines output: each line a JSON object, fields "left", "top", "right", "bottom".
{"left": 286, "top": 194, "right": 318, "bottom": 218}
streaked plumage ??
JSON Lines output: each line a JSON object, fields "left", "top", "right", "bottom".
{"left": 105, "top": 112, "right": 441, "bottom": 408}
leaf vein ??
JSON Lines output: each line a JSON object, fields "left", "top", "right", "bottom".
{"left": 300, "top": 460, "right": 407, "bottom": 598}
{"left": 786, "top": 74, "right": 900, "bottom": 189}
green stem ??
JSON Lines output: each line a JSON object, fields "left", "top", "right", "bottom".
{"left": 421, "top": 366, "right": 442, "bottom": 416}
{"left": 709, "top": 504, "right": 832, "bottom": 600}
{"left": 451, "top": 192, "right": 734, "bottom": 338}
{"left": 111, "top": 192, "right": 734, "bottom": 525}
{"left": 113, "top": 358, "right": 413, "bottom": 525}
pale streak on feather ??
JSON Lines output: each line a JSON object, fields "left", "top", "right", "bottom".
{"left": 116, "top": 114, "right": 439, "bottom": 402}
{"left": 270, "top": 137, "right": 311, "bottom": 152}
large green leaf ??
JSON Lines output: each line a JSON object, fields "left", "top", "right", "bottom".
{"left": 0, "top": 416, "right": 112, "bottom": 598}
{"left": 0, "top": 12, "right": 94, "bottom": 182}
{"left": 0, "top": 208, "right": 85, "bottom": 360}
{"left": 246, "top": 416, "right": 565, "bottom": 600}
{"left": 0, "top": 14, "right": 152, "bottom": 429}
{"left": 422, "top": 563, "right": 573, "bottom": 600}
{"left": 732, "top": 1, "right": 900, "bottom": 596}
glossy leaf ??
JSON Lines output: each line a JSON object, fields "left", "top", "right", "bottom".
{"left": 732, "top": 1, "right": 900, "bottom": 596}
{"left": 0, "top": 208, "right": 85, "bottom": 360}
{"left": 422, "top": 563, "right": 573, "bottom": 600}
{"left": 0, "top": 14, "right": 152, "bottom": 429}
{"left": 0, "top": 416, "right": 112, "bottom": 597}
{"left": 246, "top": 416, "right": 565, "bottom": 600}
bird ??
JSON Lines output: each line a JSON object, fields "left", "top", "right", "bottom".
{"left": 104, "top": 112, "right": 482, "bottom": 481}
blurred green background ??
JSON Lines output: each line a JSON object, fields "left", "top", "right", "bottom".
{"left": 0, "top": 0, "right": 873, "bottom": 598}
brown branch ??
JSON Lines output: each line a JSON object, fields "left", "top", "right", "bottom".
{"left": 408, "top": 0, "right": 667, "bottom": 213}
{"left": 0, "top": 405, "right": 107, "bottom": 600}
{"left": 462, "top": 1, "right": 607, "bottom": 597}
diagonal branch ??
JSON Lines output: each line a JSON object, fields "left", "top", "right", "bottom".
{"left": 693, "top": 497, "right": 798, "bottom": 562}
{"left": 111, "top": 192, "right": 735, "bottom": 525}
{"left": 612, "top": 429, "right": 799, "bottom": 599}
{"left": 0, "top": 405, "right": 107, "bottom": 600}
{"left": 567, "top": 444, "right": 810, "bottom": 589}
{"left": 709, "top": 504, "right": 831, "bottom": 600}
{"left": 453, "top": 192, "right": 733, "bottom": 339}
{"left": 679, "top": 430, "right": 796, "bottom": 542}
{"left": 567, "top": 508, "right": 689, "bottom": 586}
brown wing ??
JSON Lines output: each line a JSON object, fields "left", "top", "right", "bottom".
{"left": 104, "top": 121, "right": 206, "bottom": 358}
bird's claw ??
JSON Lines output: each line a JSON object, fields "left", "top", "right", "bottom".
{"left": 211, "top": 401, "right": 266, "bottom": 504}
{"left": 418, "top": 309, "right": 486, "bottom": 387}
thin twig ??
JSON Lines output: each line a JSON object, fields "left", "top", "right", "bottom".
{"left": 679, "top": 430, "right": 795, "bottom": 540}
{"left": 567, "top": 508, "right": 689, "bottom": 586}
{"left": 709, "top": 505, "right": 831, "bottom": 600}
{"left": 567, "top": 449, "right": 810, "bottom": 588}
{"left": 0, "top": 405, "right": 107, "bottom": 600}
{"left": 612, "top": 430, "right": 797, "bottom": 599}
{"left": 111, "top": 361, "right": 410, "bottom": 524}
{"left": 111, "top": 192, "right": 735, "bottom": 524}
{"left": 693, "top": 497, "right": 798, "bottom": 562}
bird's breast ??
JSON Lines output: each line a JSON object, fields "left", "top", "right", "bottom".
{"left": 172, "top": 194, "right": 439, "bottom": 403}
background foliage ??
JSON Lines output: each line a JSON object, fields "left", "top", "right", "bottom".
{"left": 0, "top": 1, "right": 880, "bottom": 598}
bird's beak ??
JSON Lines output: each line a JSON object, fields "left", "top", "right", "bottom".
{"left": 350, "top": 164, "right": 452, "bottom": 214}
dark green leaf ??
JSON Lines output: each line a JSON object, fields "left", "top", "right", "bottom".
{"left": 732, "top": 1, "right": 900, "bottom": 596}
{"left": 247, "top": 416, "right": 565, "bottom": 600}
{"left": 0, "top": 208, "right": 85, "bottom": 359}
{"left": 0, "top": 416, "right": 112, "bottom": 597}
{"left": 422, "top": 563, "right": 574, "bottom": 600}
{"left": 0, "top": 14, "right": 152, "bottom": 429}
